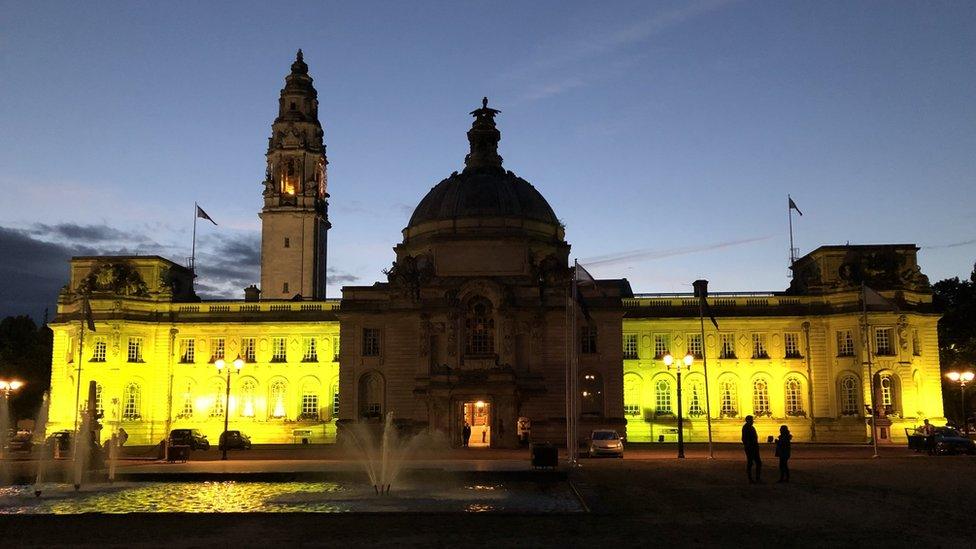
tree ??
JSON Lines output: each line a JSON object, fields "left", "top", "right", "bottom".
{"left": 0, "top": 315, "right": 52, "bottom": 421}
{"left": 933, "top": 262, "right": 976, "bottom": 425}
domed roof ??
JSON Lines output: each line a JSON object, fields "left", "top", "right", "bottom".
{"left": 407, "top": 98, "right": 559, "bottom": 229}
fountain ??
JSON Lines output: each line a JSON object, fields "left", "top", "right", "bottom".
{"left": 341, "top": 412, "right": 424, "bottom": 495}
{"left": 71, "top": 381, "right": 103, "bottom": 491}
{"left": 32, "top": 392, "right": 51, "bottom": 497}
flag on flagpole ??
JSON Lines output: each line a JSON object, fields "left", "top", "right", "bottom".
{"left": 573, "top": 262, "right": 595, "bottom": 321}
{"left": 862, "top": 284, "right": 895, "bottom": 310}
{"left": 82, "top": 296, "right": 96, "bottom": 332}
{"left": 575, "top": 262, "right": 596, "bottom": 285}
{"left": 196, "top": 204, "right": 218, "bottom": 226}
{"left": 693, "top": 279, "right": 719, "bottom": 329}
{"left": 788, "top": 196, "right": 803, "bottom": 216}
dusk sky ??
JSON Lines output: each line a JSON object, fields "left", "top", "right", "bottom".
{"left": 1, "top": 1, "right": 974, "bottom": 320}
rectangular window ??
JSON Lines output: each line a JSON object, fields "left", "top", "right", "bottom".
{"left": 283, "top": 282, "right": 289, "bottom": 294}
{"left": 272, "top": 337, "right": 287, "bottom": 362}
{"left": 686, "top": 333, "right": 703, "bottom": 359}
{"left": 179, "top": 338, "right": 195, "bottom": 363}
{"left": 301, "top": 393, "right": 319, "bottom": 419}
{"left": 837, "top": 330, "right": 855, "bottom": 357}
{"left": 91, "top": 337, "right": 107, "bottom": 362}
{"left": 302, "top": 337, "right": 318, "bottom": 362}
{"left": 912, "top": 329, "right": 921, "bottom": 356}
{"left": 719, "top": 333, "right": 736, "bottom": 359}
{"left": 362, "top": 328, "right": 381, "bottom": 357}
{"left": 127, "top": 337, "right": 143, "bottom": 363}
{"left": 210, "top": 338, "right": 224, "bottom": 362}
{"left": 283, "top": 237, "right": 290, "bottom": 248}
{"left": 332, "top": 385, "right": 340, "bottom": 417}
{"left": 242, "top": 337, "right": 256, "bottom": 363}
{"left": 784, "top": 332, "right": 802, "bottom": 359}
{"left": 66, "top": 335, "right": 74, "bottom": 363}
{"left": 751, "top": 333, "right": 768, "bottom": 359}
{"left": 622, "top": 333, "right": 638, "bottom": 359}
{"left": 623, "top": 404, "right": 641, "bottom": 417}
{"left": 875, "top": 327, "right": 894, "bottom": 356}
{"left": 580, "top": 325, "right": 598, "bottom": 354}
{"left": 333, "top": 337, "right": 340, "bottom": 362}
{"left": 653, "top": 334, "right": 669, "bottom": 359}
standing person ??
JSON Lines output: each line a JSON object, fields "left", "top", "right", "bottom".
{"left": 775, "top": 425, "right": 792, "bottom": 483}
{"left": 742, "top": 415, "right": 762, "bottom": 483}
{"left": 462, "top": 422, "right": 471, "bottom": 448}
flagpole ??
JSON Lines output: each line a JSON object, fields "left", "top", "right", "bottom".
{"left": 698, "top": 298, "right": 714, "bottom": 459}
{"left": 788, "top": 194, "right": 796, "bottom": 272}
{"left": 565, "top": 280, "right": 572, "bottom": 464}
{"left": 191, "top": 202, "right": 198, "bottom": 273}
{"left": 862, "top": 283, "right": 880, "bottom": 458}
{"left": 570, "top": 259, "right": 580, "bottom": 467}
{"left": 73, "top": 303, "right": 85, "bottom": 436}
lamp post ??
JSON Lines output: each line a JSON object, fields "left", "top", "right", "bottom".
{"left": 946, "top": 370, "right": 975, "bottom": 434}
{"left": 215, "top": 356, "right": 244, "bottom": 460}
{"left": 0, "top": 379, "right": 25, "bottom": 462}
{"left": 663, "top": 352, "right": 693, "bottom": 458}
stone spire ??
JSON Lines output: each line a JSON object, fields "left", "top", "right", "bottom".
{"left": 464, "top": 97, "right": 503, "bottom": 171}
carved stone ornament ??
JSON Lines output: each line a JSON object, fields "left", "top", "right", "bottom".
{"left": 77, "top": 262, "right": 149, "bottom": 297}
{"left": 419, "top": 314, "right": 433, "bottom": 357}
{"left": 897, "top": 315, "right": 909, "bottom": 350}
{"left": 385, "top": 254, "right": 434, "bottom": 301}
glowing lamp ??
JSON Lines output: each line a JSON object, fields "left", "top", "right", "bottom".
{"left": 662, "top": 353, "right": 673, "bottom": 367}
{"left": 475, "top": 401, "right": 485, "bottom": 408}
{"left": 215, "top": 358, "right": 226, "bottom": 371}
{"left": 683, "top": 353, "right": 694, "bottom": 367}
{"left": 948, "top": 372, "right": 960, "bottom": 382}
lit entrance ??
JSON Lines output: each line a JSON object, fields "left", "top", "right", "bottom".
{"left": 462, "top": 400, "right": 491, "bottom": 448}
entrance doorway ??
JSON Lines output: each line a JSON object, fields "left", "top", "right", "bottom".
{"left": 462, "top": 400, "right": 491, "bottom": 448}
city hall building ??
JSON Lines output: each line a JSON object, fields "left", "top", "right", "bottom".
{"left": 46, "top": 53, "right": 945, "bottom": 447}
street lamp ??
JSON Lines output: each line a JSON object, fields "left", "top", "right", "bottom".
{"left": 946, "top": 370, "right": 975, "bottom": 434}
{"left": 215, "top": 356, "right": 244, "bottom": 460}
{"left": 0, "top": 379, "right": 24, "bottom": 397}
{"left": 0, "top": 379, "right": 24, "bottom": 461}
{"left": 663, "top": 352, "right": 693, "bottom": 458}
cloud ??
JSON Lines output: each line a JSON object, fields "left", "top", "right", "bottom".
{"left": 327, "top": 268, "right": 359, "bottom": 285}
{"left": 923, "top": 239, "right": 976, "bottom": 250}
{"left": 29, "top": 223, "right": 136, "bottom": 243}
{"left": 0, "top": 227, "right": 81, "bottom": 320}
{"left": 581, "top": 235, "right": 773, "bottom": 267}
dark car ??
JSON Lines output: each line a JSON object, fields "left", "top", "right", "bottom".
{"left": 47, "top": 430, "right": 73, "bottom": 456}
{"left": 168, "top": 429, "right": 210, "bottom": 450}
{"left": 931, "top": 427, "right": 976, "bottom": 455}
{"left": 219, "top": 430, "right": 252, "bottom": 451}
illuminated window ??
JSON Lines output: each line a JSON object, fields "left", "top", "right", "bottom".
{"left": 66, "top": 335, "right": 74, "bottom": 363}
{"left": 581, "top": 372, "right": 604, "bottom": 415}
{"left": 272, "top": 337, "right": 287, "bottom": 362}
{"left": 210, "top": 381, "right": 225, "bottom": 418}
{"left": 785, "top": 377, "right": 804, "bottom": 415}
{"left": 359, "top": 372, "right": 384, "bottom": 419}
{"left": 179, "top": 339, "right": 195, "bottom": 363}
{"left": 242, "top": 338, "right": 256, "bottom": 363}
{"left": 752, "top": 379, "right": 769, "bottom": 416}
{"left": 239, "top": 380, "right": 256, "bottom": 417}
{"left": 912, "top": 330, "right": 921, "bottom": 356}
{"left": 720, "top": 379, "right": 738, "bottom": 417}
{"left": 784, "top": 332, "right": 802, "bottom": 358}
{"left": 94, "top": 383, "right": 104, "bottom": 417}
{"left": 879, "top": 374, "right": 893, "bottom": 407}
{"left": 333, "top": 337, "right": 341, "bottom": 362}
{"left": 720, "top": 333, "right": 736, "bottom": 359}
{"left": 751, "top": 333, "right": 768, "bottom": 359}
{"left": 623, "top": 373, "right": 642, "bottom": 417}
{"left": 91, "top": 337, "right": 107, "bottom": 362}
{"left": 580, "top": 325, "right": 598, "bottom": 354}
{"left": 210, "top": 338, "right": 225, "bottom": 362}
{"left": 332, "top": 384, "right": 340, "bottom": 417}
{"left": 655, "top": 379, "right": 672, "bottom": 416}
{"left": 840, "top": 376, "right": 859, "bottom": 415}
{"left": 270, "top": 380, "right": 287, "bottom": 418}
{"left": 623, "top": 334, "right": 638, "bottom": 359}
{"left": 178, "top": 382, "right": 194, "bottom": 419}
{"left": 301, "top": 384, "right": 319, "bottom": 420}
{"left": 363, "top": 328, "right": 381, "bottom": 357}
{"left": 302, "top": 337, "right": 318, "bottom": 362}
{"left": 653, "top": 334, "right": 669, "bottom": 359}
{"left": 127, "top": 337, "right": 144, "bottom": 363}
{"left": 836, "top": 330, "right": 855, "bottom": 357}
{"left": 687, "top": 333, "right": 703, "bottom": 359}
{"left": 122, "top": 383, "right": 141, "bottom": 420}
{"left": 874, "top": 328, "right": 894, "bottom": 356}
{"left": 465, "top": 299, "right": 494, "bottom": 355}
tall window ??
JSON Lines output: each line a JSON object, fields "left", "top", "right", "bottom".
{"left": 653, "top": 334, "right": 669, "bottom": 359}
{"left": 272, "top": 337, "right": 287, "bottom": 362}
{"left": 720, "top": 379, "right": 738, "bottom": 417}
{"left": 784, "top": 333, "right": 802, "bottom": 358}
{"left": 623, "top": 374, "right": 641, "bottom": 417}
{"left": 66, "top": 335, "right": 74, "bottom": 363}
{"left": 239, "top": 379, "right": 256, "bottom": 417}
{"left": 94, "top": 383, "right": 104, "bottom": 417}
{"left": 687, "top": 382, "right": 704, "bottom": 417}
{"left": 836, "top": 330, "right": 855, "bottom": 357}
{"left": 581, "top": 372, "right": 604, "bottom": 415}
{"left": 210, "top": 338, "right": 225, "bottom": 362}
{"left": 623, "top": 334, "right": 638, "bottom": 359}
{"left": 874, "top": 328, "right": 894, "bottom": 356}
{"left": 751, "top": 333, "right": 768, "bottom": 359}
{"left": 179, "top": 339, "right": 195, "bottom": 363}
{"left": 687, "top": 333, "right": 703, "bottom": 359}
{"left": 209, "top": 381, "right": 225, "bottom": 418}
{"left": 178, "top": 382, "right": 194, "bottom": 419}
{"left": 122, "top": 383, "right": 141, "bottom": 420}
{"left": 332, "top": 384, "right": 340, "bottom": 417}
{"left": 580, "top": 325, "right": 598, "bottom": 354}
{"left": 333, "top": 337, "right": 341, "bottom": 361}
{"left": 752, "top": 379, "right": 770, "bottom": 416}
{"left": 92, "top": 337, "right": 107, "bottom": 362}
{"left": 719, "top": 333, "right": 736, "bottom": 359}
{"left": 840, "top": 376, "right": 859, "bottom": 415}
{"left": 912, "top": 330, "right": 922, "bottom": 356}
{"left": 879, "top": 374, "right": 894, "bottom": 407}
{"left": 785, "top": 377, "right": 804, "bottom": 415}
{"left": 359, "top": 372, "right": 384, "bottom": 419}
{"left": 465, "top": 299, "right": 494, "bottom": 355}
{"left": 127, "top": 337, "right": 144, "bottom": 363}
{"left": 270, "top": 380, "right": 287, "bottom": 418}
{"left": 301, "top": 383, "right": 319, "bottom": 419}
{"left": 302, "top": 337, "right": 318, "bottom": 362}
{"left": 242, "top": 337, "right": 256, "bottom": 362}
{"left": 362, "top": 328, "right": 381, "bottom": 357}
{"left": 655, "top": 379, "right": 672, "bottom": 416}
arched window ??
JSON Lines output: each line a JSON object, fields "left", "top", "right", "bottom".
{"left": 623, "top": 373, "right": 642, "bottom": 417}
{"left": 359, "top": 372, "right": 384, "bottom": 420}
{"left": 753, "top": 379, "right": 770, "bottom": 417}
{"left": 300, "top": 380, "right": 320, "bottom": 420}
{"left": 269, "top": 380, "right": 287, "bottom": 418}
{"left": 209, "top": 381, "right": 225, "bottom": 418}
{"left": 785, "top": 376, "right": 804, "bottom": 416}
{"left": 178, "top": 381, "right": 194, "bottom": 419}
{"left": 465, "top": 298, "right": 495, "bottom": 355}
{"left": 655, "top": 379, "right": 672, "bottom": 416}
{"left": 581, "top": 371, "right": 604, "bottom": 415}
{"left": 720, "top": 378, "right": 738, "bottom": 418}
{"left": 122, "top": 383, "right": 141, "bottom": 420}
{"left": 687, "top": 381, "right": 704, "bottom": 417}
{"left": 840, "top": 375, "right": 859, "bottom": 416}
{"left": 875, "top": 373, "right": 900, "bottom": 415}
{"left": 239, "top": 379, "right": 256, "bottom": 417}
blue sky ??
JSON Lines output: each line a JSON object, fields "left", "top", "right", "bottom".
{"left": 1, "top": 1, "right": 974, "bottom": 319}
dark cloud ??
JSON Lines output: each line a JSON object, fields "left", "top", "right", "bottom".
{"left": 0, "top": 227, "right": 81, "bottom": 320}
{"left": 30, "top": 222, "right": 149, "bottom": 243}
{"left": 327, "top": 267, "right": 360, "bottom": 285}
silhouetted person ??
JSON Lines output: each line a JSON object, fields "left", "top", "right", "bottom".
{"left": 742, "top": 415, "right": 762, "bottom": 483}
{"left": 462, "top": 422, "right": 471, "bottom": 448}
{"left": 775, "top": 425, "right": 792, "bottom": 483}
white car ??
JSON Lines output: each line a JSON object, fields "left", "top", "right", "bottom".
{"left": 588, "top": 429, "right": 624, "bottom": 458}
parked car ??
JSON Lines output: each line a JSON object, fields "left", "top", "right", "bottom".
{"left": 168, "top": 429, "right": 210, "bottom": 450}
{"left": 218, "top": 430, "right": 252, "bottom": 451}
{"left": 47, "top": 430, "right": 73, "bottom": 456}
{"left": 930, "top": 427, "right": 976, "bottom": 455}
{"left": 588, "top": 429, "right": 624, "bottom": 458}
{"left": 5, "top": 431, "right": 35, "bottom": 453}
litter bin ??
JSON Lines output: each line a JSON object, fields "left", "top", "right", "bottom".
{"left": 166, "top": 445, "right": 190, "bottom": 463}
{"left": 530, "top": 442, "right": 557, "bottom": 469}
